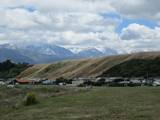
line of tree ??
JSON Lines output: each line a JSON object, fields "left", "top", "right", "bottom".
{"left": 0, "top": 59, "right": 31, "bottom": 79}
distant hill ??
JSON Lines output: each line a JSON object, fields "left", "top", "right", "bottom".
{"left": 19, "top": 51, "right": 160, "bottom": 79}
{"left": 76, "top": 48, "right": 105, "bottom": 58}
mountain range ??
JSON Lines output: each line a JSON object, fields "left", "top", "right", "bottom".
{"left": 0, "top": 43, "right": 117, "bottom": 64}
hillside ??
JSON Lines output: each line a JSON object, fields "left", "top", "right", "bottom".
{"left": 19, "top": 52, "right": 160, "bottom": 79}
{"left": 101, "top": 59, "right": 160, "bottom": 77}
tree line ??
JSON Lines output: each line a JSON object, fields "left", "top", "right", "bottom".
{"left": 0, "top": 59, "right": 31, "bottom": 79}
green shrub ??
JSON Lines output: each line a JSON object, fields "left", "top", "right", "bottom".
{"left": 24, "top": 92, "right": 38, "bottom": 106}
{"left": 78, "top": 84, "right": 86, "bottom": 87}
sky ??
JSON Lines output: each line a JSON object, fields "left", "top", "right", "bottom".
{"left": 0, "top": 0, "right": 160, "bottom": 53}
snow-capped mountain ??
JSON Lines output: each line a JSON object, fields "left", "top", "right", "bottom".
{"left": 22, "top": 44, "right": 74, "bottom": 56}
{"left": 0, "top": 43, "right": 74, "bottom": 63}
{"left": 76, "top": 48, "right": 105, "bottom": 58}
{"left": 0, "top": 43, "right": 118, "bottom": 64}
{"left": 103, "top": 48, "right": 118, "bottom": 55}
{"left": 18, "top": 43, "right": 75, "bottom": 63}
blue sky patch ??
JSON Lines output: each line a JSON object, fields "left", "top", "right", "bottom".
{"left": 24, "top": 5, "right": 36, "bottom": 12}
{"left": 8, "top": 5, "right": 36, "bottom": 12}
{"left": 101, "top": 12, "right": 121, "bottom": 19}
{"left": 116, "top": 18, "right": 157, "bottom": 33}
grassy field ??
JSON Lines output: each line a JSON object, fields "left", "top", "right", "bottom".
{"left": 0, "top": 86, "right": 160, "bottom": 120}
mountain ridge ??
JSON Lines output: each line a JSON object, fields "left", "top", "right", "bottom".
{"left": 18, "top": 51, "right": 160, "bottom": 79}
{"left": 0, "top": 43, "right": 117, "bottom": 64}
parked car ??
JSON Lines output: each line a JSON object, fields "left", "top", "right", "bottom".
{"left": 152, "top": 81, "right": 160, "bottom": 86}
{"left": 0, "top": 81, "right": 5, "bottom": 85}
{"left": 42, "top": 80, "right": 56, "bottom": 85}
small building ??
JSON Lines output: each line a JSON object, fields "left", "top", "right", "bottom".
{"left": 16, "top": 79, "right": 32, "bottom": 85}
{"left": 73, "top": 77, "right": 89, "bottom": 81}
{"left": 145, "top": 79, "right": 154, "bottom": 86}
{"left": 152, "top": 78, "right": 160, "bottom": 86}
{"left": 130, "top": 79, "right": 141, "bottom": 86}
{"left": 59, "top": 82, "right": 66, "bottom": 86}
{"left": 108, "top": 77, "right": 125, "bottom": 82}
{"left": 6, "top": 78, "right": 16, "bottom": 85}
{"left": 0, "top": 78, "right": 6, "bottom": 85}
{"left": 118, "top": 81, "right": 131, "bottom": 87}
{"left": 92, "top": 77, "right": 106, "bottom": 86}
{"left": 29, "top": 78, "right": 42, "bottom": 85}
{"left": 105, "top": 77, "right": 125, "bottom": 86}
{"left": 0, "top": 81, "right": 5, "bottom": 85}
{"left": 72, "top": 80, "right": 85, "bottom": 86}
{"left": 152, "top": 81, "right": 160, "bottom": 86}
{"left": 105, "top": 77, "right": 115, "bottom": 84}
{"left": 42, "top": 80, "right": 56, "bottom": 85}
{"left": 72, "top": 77, "right": 93, "bottom": 86}
{"left": 129, "top": 78, "right": 144, "bottom": 86}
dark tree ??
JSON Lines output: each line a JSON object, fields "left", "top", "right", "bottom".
{"left": 0, "top": 60, "right": 31, "bottom": 79}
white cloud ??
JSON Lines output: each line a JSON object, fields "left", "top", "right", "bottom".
{"left": 5, "top": 9, "right": 37, "bottom": 29}
{"left": 0, "top": 0, "right": 120, "bottom": 51}
{"left": 120, "top": 24, "right": 160, "bottom": 53}
{"left": 112, "top": 0, "right": 160, "bottom": 21}
{"left": 0, "top": 0, "right": 114, "bottom": 13}
{"left": 120, "top": 24, "right": 154, "bottom": 40}
{"left": 0, "top": 8, "right": 54, "bottom": 29}
{"left": 30, "top": 0, "right": 114, "bottom": 13}
{"left": 0, "top": 0, "right": 160, "bottom": 54}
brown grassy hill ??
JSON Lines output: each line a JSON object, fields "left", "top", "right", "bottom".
{"left": 18, "top": 51, "right": 160, "bottom": 79}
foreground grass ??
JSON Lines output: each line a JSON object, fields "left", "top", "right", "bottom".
{"left": 0, "top": 86, "right": 160, "bottom": 120}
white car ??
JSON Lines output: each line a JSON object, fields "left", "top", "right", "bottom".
{"left": 0, "top": 81, "right": 5, "bottom": 85}
{"left": 153, "top": 81, "right": 160, "bottom": 86}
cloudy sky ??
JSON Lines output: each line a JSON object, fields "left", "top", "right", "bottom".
{"left": 0, "top": 0, "right": 160, "bottom": 53}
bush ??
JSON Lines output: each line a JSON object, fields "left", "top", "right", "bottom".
{"left": 24, "top": 92, "right": 38, "bottom": 106}
{"left": 78, "top": 84, "right": 86, "bottom": 87}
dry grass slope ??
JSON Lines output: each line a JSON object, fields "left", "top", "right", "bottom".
{"left": 19, "top": 52, "right": 160, "bottom": 79}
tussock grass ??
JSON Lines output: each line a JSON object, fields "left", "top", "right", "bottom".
{"left": 0, "top": 86, "right": 160, "bottom": 120}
